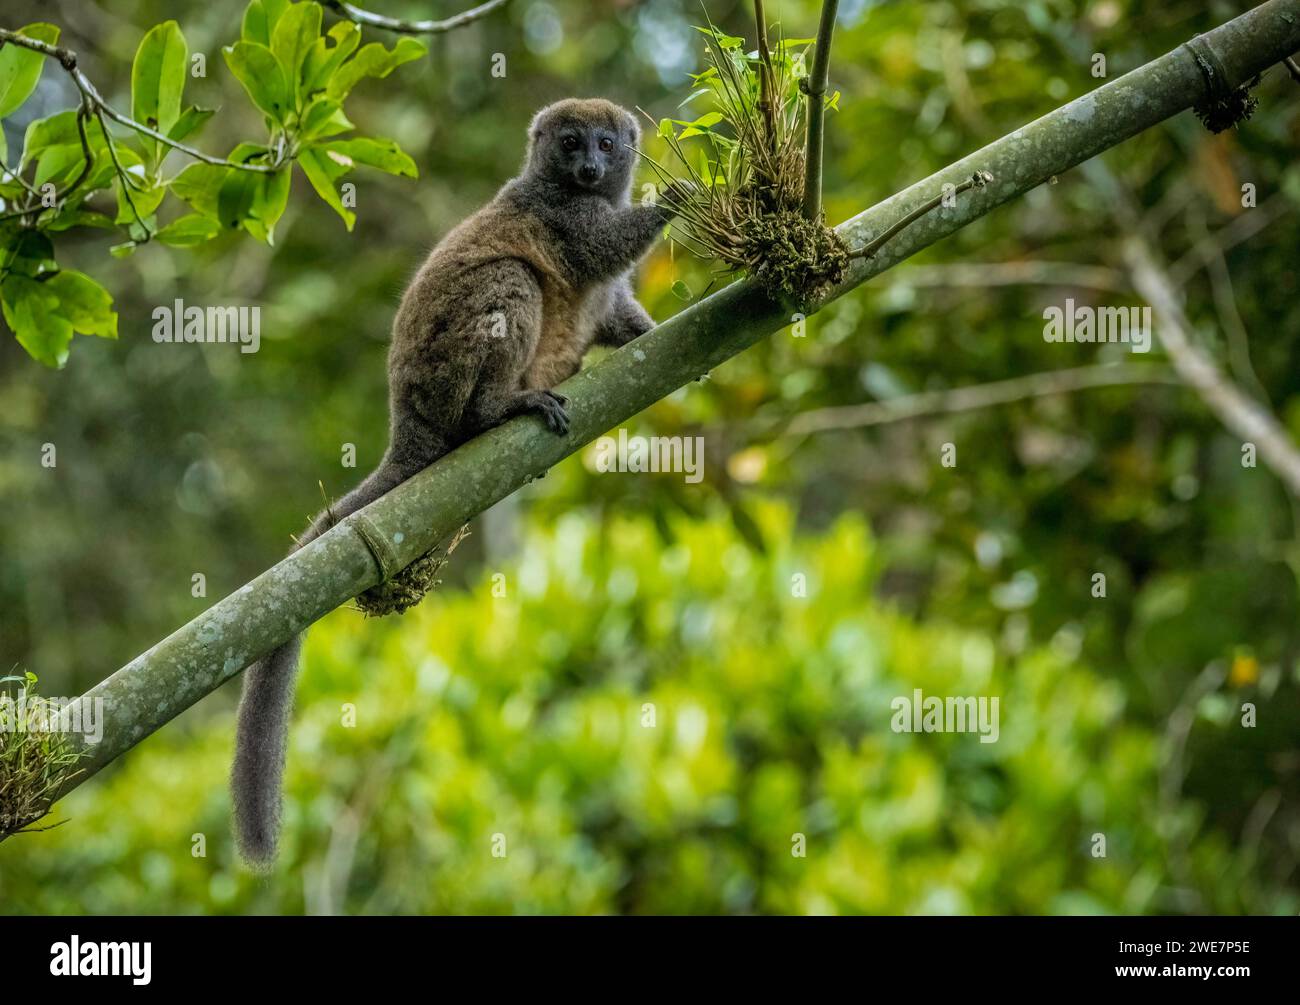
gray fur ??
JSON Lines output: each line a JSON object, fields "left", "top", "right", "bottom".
{"left": 231, "top": 98, "right": 674, "bottom": 866}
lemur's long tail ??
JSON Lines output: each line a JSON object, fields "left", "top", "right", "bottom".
{"left": 231, "top": 457, "right": 418, "bottom": 867}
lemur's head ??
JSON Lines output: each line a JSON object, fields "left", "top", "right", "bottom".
{"left": 525, "top": 98, "right": 640, "bottom": 198}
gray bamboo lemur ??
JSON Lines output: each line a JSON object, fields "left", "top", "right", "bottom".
{"left": 232, "top": 98, "right": 680, "bottom": 866}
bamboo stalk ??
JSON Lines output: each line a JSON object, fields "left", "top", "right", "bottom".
{"left": 801, "top": 0, "right": 840, "bottom": 220}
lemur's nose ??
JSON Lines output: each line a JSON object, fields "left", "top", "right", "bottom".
{"left": 579, "top": 163, "right": 600, "bottom": 183}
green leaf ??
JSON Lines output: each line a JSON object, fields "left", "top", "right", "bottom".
{"left": 168, "top": 105, "right": 215, "bottom": 143}
{"left": 17, "top": 109, "right": 111, "bottom": 189}
{"left": 299, "top": 99, "right": 353, "bottom": 140}
{"left": 1, "top": 267, "right": 117, "bottom": 366}
{"left": 5, "top": 230, "right": 56, "bottom": 277}
{"left": 250, "top": 166, "right": 291, "bottom": 242}
{"left": 131, "top": 20, "right": 188, "bottom": 152}
{"left": 729, "top": 499, "right": 767, "bottom": 554}
{"left": 169, "top": 162, "right": 231, "bottom": 219}
{"left": 0, "top": 23, "right": 60, "bottom": 119}
{"left": 677, "top": 111, "right": 723, "bottom": 139}
{"left": 270, "top": 0, "right": 322, "bottom": 109}
{"left": 326, "top": 37, "right": 426, "bottom": 102}
{"left": 319, "top": 137, "right": 417, "bottom": 178}
{"left": 241, "top": 0, "right": 292, "bottom": 47}
{"left": 222, "top": 42, "right": 290, "bottom": 122}
{"left": 45, "top": 270, "right": 117, "bottom": 339}
{"left": 45, "top": 209, "right": 115, "bottom": 232}
{"left": 297, "top": 146, "right": 354, "bottom": 230}
{"left": 33, "top": 144, "right": 85, "bottom": 188}
{"left": 20, "top": 109, "right": 112, "bottom": 192}
{"left": 1, "top": 274, "right": 71, "bottom": 367}
{"left": 217, "top": 164, "right": 259, "bottom": 231}
{"left": 21, "top": 110, "right": 80, "bottom": 166}
{"left": 155, "top": 212, "right": 222, "bottom": 246}
{"left": 302, "top": 21, "right": 362, "bottom": 97}
{"left": 214, "top": 144, "right": 290, "bottom": 242}
{"left": 693, "top": 26, "right": 745, "bottom": 49}
{"left": 114, "top": 173, "right": 166, "bottom": 225}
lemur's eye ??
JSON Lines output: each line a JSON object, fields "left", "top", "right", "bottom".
{"left": 598, "top": 137, "right": 614, "bottom": 152}
{"left": 561, "top": 135, "right": 580, "bottom": 152}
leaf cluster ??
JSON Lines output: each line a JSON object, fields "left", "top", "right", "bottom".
{"left": 0, "top": 1, "right": 427, "bottom": 367}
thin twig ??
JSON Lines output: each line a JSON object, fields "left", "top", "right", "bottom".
{"left": 888, "top": 260, "right": 1129, "bottom": 294}
{"left": 96, "top": 110, "right": 149, "bottom": 239}
{"left": 3, "top": 163, "right": 42, "bottom": 200}
{"left": 1284, "top": 55, "right": 1300, "bottom": 83}
{"left": 322, "top": 0, "right": 509, "bottom": 36}
{"left": 1167, "top": 193, "right": 1288, "bottom": 285}
{"left": 62, "top": 104, "right": 98, "bottom": 203}
{"left": 848, "top": 170, "right": 994, "bottom": 260}
{"left": 782, "top": 363, "right": 1179, "bottom": 437}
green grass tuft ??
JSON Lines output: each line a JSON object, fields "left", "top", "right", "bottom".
{"left": 0, "top": 672, "right": 85, "bottom": 837}
{"left": 641, "top": 21, "right": 846, "bottom": 307}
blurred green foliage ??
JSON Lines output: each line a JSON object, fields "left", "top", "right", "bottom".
{"left": 3, "top": 503, "right": 1287, "bottom": 914}
{"left": 1, "top": 0, "right": 1298, "bottom": 913}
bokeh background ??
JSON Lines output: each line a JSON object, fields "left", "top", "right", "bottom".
{"left": 2, "top": 0, "right": 1299, "bottom": 914}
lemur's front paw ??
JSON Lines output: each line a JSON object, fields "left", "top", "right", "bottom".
{"left": 623, "top": 315, "right": 654, "bottom": 342}
{"left": 528, "top": 389, "right": 570, "bottom": 435}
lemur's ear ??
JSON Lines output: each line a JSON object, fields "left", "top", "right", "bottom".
{"left": 622, "top": 110, "right": 641, "bottom": 148}
{"left": 530, "top": 106, "right": 551, "bottom": 139}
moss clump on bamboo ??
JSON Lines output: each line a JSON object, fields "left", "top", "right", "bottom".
{"left": 741, "top": 208, "right": 848, "bottom": 304}
{"left": 0, "top": 673, "right": 84, "bottom": 837}
{"left": 353, "top": 524, "right": 469, "bottom": 617}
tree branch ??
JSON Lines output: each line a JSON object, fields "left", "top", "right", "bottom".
{"left": 886, "top": 261, "right": 1129, "bottom": 294}
{"left": 782, "top": 363, "right": 1179, "bottom": 437}
{"left": 1125, "top": 238, "right": 1300, "bottom": 498}
{"left": 21, "top": 0, "right": 1300, "bottom": 821}
{"left": 321, "top": 0, "right": 509, "bottom": 36}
